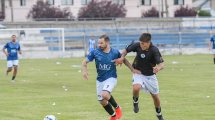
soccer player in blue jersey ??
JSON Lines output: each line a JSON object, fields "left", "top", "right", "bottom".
{"left": 82, "top": 35, "right": 122, "bottom": 120}
{"left": 3, "top": 35, "right": 22, "bottom": 80}
{"left": 209, "top": 35, "right": 215, "bottom": 64}
{"left": 87, "top": 35, "right": 96, "bottom": 53}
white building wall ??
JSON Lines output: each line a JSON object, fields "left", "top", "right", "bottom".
{"left": 3, "top": 0, "right": 193, "bottom": 22}
{"left": 5, "top": 0, "right": 37, "bottom": 22}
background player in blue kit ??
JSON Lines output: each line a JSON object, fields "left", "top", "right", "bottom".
{"left": 209, "top": 35, "right": 215, "bottom": 64}
{"left": 87, "top": 35, "right": 96, "bottom": 53}
{"left": 82, "top": 35, "right": 122, "bottom": 120}
{"left": 3, "top": 35, "right": 22, "bottom": 80}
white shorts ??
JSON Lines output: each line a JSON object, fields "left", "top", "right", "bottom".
{"left": 7, "top": 60, "right": 19, "bottom": 68}
{"left": 96, "top": 77, "right": 117, "bottom": 101}
{"left": 132, "top": 74, "right": 159, "bottom": 95}
{"left": 212, "top": 49, "right": 215, "bottom": 54}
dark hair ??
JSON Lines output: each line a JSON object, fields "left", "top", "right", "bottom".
{"left": 139, "top": 33, "right": 151, "bottom": 42}
{"left": 99, "top": 34, "right": 110, "bottom": 42}
{"left": 11, "top": 35, "right": 16, "bottom": 37}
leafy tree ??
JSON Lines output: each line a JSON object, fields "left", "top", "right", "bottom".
{"left": 175, "top": 5, "right": 197, "bottom": 17}
{"left": 78, "top": 0, "right": 126, "bottom": 19}
{"left": 142, "top": 7, "right": 159, "bottom": 17}
{"left": 198, "top": 10, "right": 211, "bottom": 17}
{"left": 28, "top": 0, "right": 73, "bottom": 20}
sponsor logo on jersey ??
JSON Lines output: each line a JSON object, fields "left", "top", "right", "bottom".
{"left": 11, "top": 49, "right": 17, "bottom": 53}
{"left": 99, "top": 63, "right": 111, "bottom": 70}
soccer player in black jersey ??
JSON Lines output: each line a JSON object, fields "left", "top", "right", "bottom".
{"left": 116, "top": 33, "right": 165, "bottom": 120}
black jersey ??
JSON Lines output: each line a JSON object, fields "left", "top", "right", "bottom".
{"left": 126, "top": 42, "right": 164, "bottom": 76}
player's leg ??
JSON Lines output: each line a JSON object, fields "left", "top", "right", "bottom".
{"left": 213, "top": 53, "right": 215, "bottom": 64}
{"left": 101, "top": 91, "right": 120, "bottom": 108}
{"left": 110, "top": 95, "right": 122, "bottom": 119}
{"left": 6, "top": 61, "right": 13, "bottom": 75}
{"left": 102, "top": 78, "right": 119, "bottom": 108}
{"left": 151, "top": 94, "right": 164, "bottom": 120}
{"left": 132, "top": 74, "right": 144, "bottom": 113}
{"left": 101, "top": 78, "right": 122, "bottom": 119}
{"left": 96, "top": 79, "right": 118, "bottom": 120}
{"left": 144, "top": 75, "right": 164, "bottom": 120}
{"left": 12, "top": 60, "right": 19, "bottom": 80}
{"left": 212, "top": 49, "right": 215, "bottom": 64}
{"left": 132, "top": 84, "right": 141, "bottom": 113}
{"left": 100, "top": 92, "right": 117, "bottom": 120}
{"left": 6, "top": 67, "right": 12, "bottom": 75}
{"left": 12, "top": 65, "right": 18, "bottom": 80}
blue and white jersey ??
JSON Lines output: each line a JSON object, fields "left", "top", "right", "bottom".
{"left": 86, "top": 48, "right": 121, "bottom": 82}
{"left": 88, "top": 39, "right": 96, "bottom": 52}
{"left": 210, "top": 36, "right": 215, "bottom": 49}
{"left": 3, "top": 42, "right": 21, "bottom": 61}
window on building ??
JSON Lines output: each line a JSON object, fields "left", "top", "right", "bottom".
{"left": 174, "top": 0, "right": 184, "bottom": 5}
{"left": 47, "top": 0, "right": 55, "bottom": 5}
{"left": 142, "top": 0, "right": 151, "bottom": 5}
{"left": 61, "top": 0, "right": 73, "bottom": 5}
{"left": 20, "top": 0, "right": 26, "bottom": 6}
{"left": 81, "top": 0, "right": 92, "bottom": 5}
{"left": 112, "top": 0, "right": 125, "bottom": 5}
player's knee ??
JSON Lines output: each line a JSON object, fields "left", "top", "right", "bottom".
{"left": 151, "top": 94, "right": 160, "bottom": 100}
{"left": 99, "top": 99, "right": 108, "bottom": 106}
{"left": 101, "top": 91, "right": 110, "bottom": 100}
{"left": 7, "top": 68, "right": 12, "bottom": 71}
{"left": 133, "top": 84, "right": 141, "bottom": 92}
{"left": 14, "top": 65, "right": 18, "bottom": 69}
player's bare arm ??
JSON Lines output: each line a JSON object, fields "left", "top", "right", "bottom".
{"left": 153, "top": 62, "right": 164, "bottom": 74}
{"left": 123, "top": 58, "right": 133, "bottom": 71}
{"left": 208, "top": 41, "right": 212, "bottom": 50}
{"left": 120, "top": 49, "right": 128, "bottom": 60}
{"left": 123, "top": 58, "right": 141, "bottom": 74}
{"left": 82, "top": 60, "right": 89, "bottom": 80}
{"left": 209, "top": 41, "right": 214, "bottom": 51}
{"left": 2, "top": 48, "right": 8, "bottom": 57}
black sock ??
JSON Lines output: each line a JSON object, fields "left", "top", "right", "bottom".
{"left": 103, "top": 103, "right": 116, "bottom": 117}
{"left": 155, "top": 107, "right": 162, "bottom": 115}
{"left": 108, "top": 95, "right": 119, "bottom": 109}
{"left": 214, "top": 58, "right": 215, "bottom": 64}
{"left": 12, "top": 76, "right": 16, "bottom": 80}
{"left": 133, "top": 96, "right": 139, "bottom": 102}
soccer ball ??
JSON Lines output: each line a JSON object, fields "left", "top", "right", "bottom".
{"left": 44, "top": 115, "right": 57, "bottom": 120}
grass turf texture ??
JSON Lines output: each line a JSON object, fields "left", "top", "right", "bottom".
{"left": 0, "top": 54, "right": 214, "bottom": 120}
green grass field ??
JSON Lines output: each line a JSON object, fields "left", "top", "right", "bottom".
{"left": 0, "top": 54, "right": 215, "bottom": 120}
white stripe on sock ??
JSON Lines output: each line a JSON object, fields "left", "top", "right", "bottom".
{"left": 156, "top": 112, "right": 162, "bottom": 116}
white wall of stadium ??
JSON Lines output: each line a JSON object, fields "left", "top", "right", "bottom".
{"left": 1, "top": 0, "right": 193, "bottom": 22}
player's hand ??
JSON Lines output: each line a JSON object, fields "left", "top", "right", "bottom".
{"left": 153, "top": 67, "right": 159, "bottom": 73}
{"left": 82, "top": 71, "right": 89, "bottom": 80}
{"left": 132, "top": 69, "right": 141, "bottom": 74}
{"left": 112, "top": 58, "right": 124, "bottom": 66}
{"left": 5, "top": 52, "right": 9, "bottom": 57}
